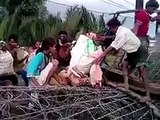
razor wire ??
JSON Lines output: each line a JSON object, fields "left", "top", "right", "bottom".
{"left": 0, "top": 86, "right": 159, "bottom": 120}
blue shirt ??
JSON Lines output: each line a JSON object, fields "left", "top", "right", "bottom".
{"left": 26, "top": 52, "right": 47, "bottom": 77}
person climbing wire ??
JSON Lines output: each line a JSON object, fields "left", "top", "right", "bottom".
{"left": 94, "top": 18, "right": 151, "bottom": 102}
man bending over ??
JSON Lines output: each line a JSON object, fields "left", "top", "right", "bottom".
{"left": 94, "top": 18, "right": 150, "bottom": 102}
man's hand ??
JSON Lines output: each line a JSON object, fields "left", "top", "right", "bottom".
{"left": 95, "top": 35, "right": 106, "bottom": 41}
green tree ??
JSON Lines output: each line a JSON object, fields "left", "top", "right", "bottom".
{"left": 0, "top": 1, "right": 106, "bottom": 45}
{"left": 0, "top": 0, "right": 47, "bottom": 44}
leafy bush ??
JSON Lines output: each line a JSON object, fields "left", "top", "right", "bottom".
{"left": 0, "top": 1, "right": 106, "bottom": 45}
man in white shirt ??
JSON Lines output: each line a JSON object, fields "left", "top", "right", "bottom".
{"left": 94, "top": 18, "right": 150, "bottom": 102}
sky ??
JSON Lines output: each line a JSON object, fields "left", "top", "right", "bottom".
{"left": 46, "top": 0, "right": 160, "bottom": 37}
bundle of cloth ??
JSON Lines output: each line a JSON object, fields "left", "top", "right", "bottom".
{"left": 67, "top": 34, "right": 103, "bottom": 87}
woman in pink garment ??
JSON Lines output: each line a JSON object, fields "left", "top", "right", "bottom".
{"left": 28, "top": 41, "right": 41, "bottom": 61}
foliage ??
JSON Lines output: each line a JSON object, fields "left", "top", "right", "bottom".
{"left": 0, "top": 0, "right": 48, "bottom": 43}
{"left": 0, "top": 7, "right": 7, "bottom": 22}
{"left": 97, "top": 14, "right": 106, "bottom": 34}
{"left": 0, "top": 0, "right": 106, "bottom": 45}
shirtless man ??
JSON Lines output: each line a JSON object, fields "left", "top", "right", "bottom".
{"left": 6, "top": 34, "right": 28, "bottom": 67}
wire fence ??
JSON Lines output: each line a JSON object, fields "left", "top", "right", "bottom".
{"left": 0, "top": 86, "right": 159, "bottom": 120}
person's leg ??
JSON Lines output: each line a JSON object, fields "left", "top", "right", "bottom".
{"left": 128, "top": 68, "right": 138, "bottom": 79}
{"left": 120, "top": 51, "right": 138, "bottom": 91}
{"left": 136, "top": 44, "right": 149, "bottom": 102}
{"left": 115, "top": 49, "right": 126, "bottom": 70}
{"left": 21, "top": 70, "right": 28, "bottom": 86}
{"left": 125, "top": 52, "right": 138, "bottom": 80}
{"left": 118, "top": 61, "right": 129, "bottom": 91}
{"left": 28, "top": 79, "right": 39, "bottom": 109}
{"left": 139, "top": 66, "right": 151, "bottom": 103}
{"left": 10, "top": 75, "right": 18, "bottom": 85}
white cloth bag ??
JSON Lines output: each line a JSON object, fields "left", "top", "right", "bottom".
{"left": 68, "top": 35, "right": 103, "bottom": 86}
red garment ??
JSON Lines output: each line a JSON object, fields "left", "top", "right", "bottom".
{"left": 59, "top": 46, "right": 70, "bottom": 59}
{"left": 135, "top": 10, "right": 151, "bottom": 37}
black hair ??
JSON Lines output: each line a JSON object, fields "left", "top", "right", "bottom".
{"left": 8, "top": 34, "right": 18, "bottom": 43}
{"left": 34, "top": 40, "right": 41, "bottom": 45}
{"left": 145, "top": 0, "right": 159, "bottom": 8}
{"left": 32, "top": 40, "right": 41, "bottom": 49}
{"left": 107, "top": 17, "right": 121, "bottom": 27}
{"left": 59, "top": 31, "right": 68, "bottom": 36}
{"left": 36, "top": 37, "right": 57, "bottom": 54}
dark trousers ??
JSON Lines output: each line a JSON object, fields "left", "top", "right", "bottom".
{"left": 20, "top": 70, "right": 29, "bottom": 86}
{"left": 0, "top": 74, "right": 18, "bottom": 85}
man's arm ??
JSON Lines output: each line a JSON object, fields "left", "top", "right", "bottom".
{"left": 94, "top": 46, "right": 114, "bottom": 64}
{"left": 132, "top": 21, "right": 142, "bottom": 35}
{"left": 94, "top": 35, "right": 115, "bottom": 41}
{"left": 105, "top": 35, "right": 115, "bottom": 40}
{"left": 150, "top": 15, "right": 160, "bottom": 22}
{"left": 94, "top": 32, "right": 127, "bottom": 64}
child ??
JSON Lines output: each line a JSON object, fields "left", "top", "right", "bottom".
{"left": 94, "top": 18, "right": 150, "bottom": 102}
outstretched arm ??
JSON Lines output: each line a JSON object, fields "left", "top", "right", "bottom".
{"left": 94, "top": 31, "right": 127, "bottom": 64}
{"left": 132, "top": 21, "right": 142, "bottom": 35}
{"left": 94, "top": 46, "right": 114, "bottom": 64}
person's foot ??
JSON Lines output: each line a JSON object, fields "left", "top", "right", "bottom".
{"left": 140, "top": 96, "right": 151, "bottom": 103}
{"left": 138, "top": 77, "right": 143, "bottom": 82}
{"left": 93, "top": 84, "right": 101, "bottom": 89}
{"left": 124, "top": 82, "right": 129, "bottom": 91}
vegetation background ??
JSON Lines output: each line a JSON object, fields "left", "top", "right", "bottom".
{"left": 0, "top": 0, "right": 106, "bottom": 45}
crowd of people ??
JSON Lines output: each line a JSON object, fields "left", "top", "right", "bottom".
{"left": 0, "top": 0, "right": 159, "bottom": 103}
